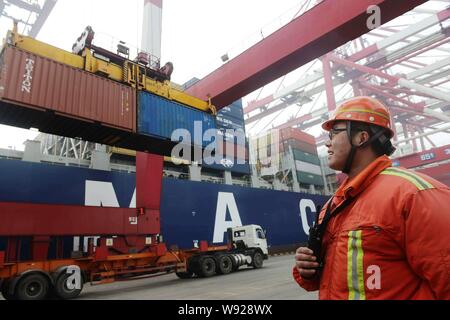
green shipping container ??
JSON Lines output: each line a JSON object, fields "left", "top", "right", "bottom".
{"left": 292, "top": 149, "right": 321, "bottom": 166}
{"left": 296, "top": 171, "right": 324, "bottom": 186}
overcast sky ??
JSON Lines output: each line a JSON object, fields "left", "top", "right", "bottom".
{"left": 0, "top": 0, "right": 305, "bottom": 150}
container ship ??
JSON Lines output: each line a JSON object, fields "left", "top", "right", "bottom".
{"left": 0, "top": 103, "right": 331, "bottom": 258}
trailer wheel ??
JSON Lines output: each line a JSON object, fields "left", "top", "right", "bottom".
{"left": 175, "top": 271, "right": 194, "bottom": 279}
{"left": 53, "top": 272, "right": 83, "bottom": 300}
{"left": 15, "top": 274, "right": 50, "bottom": 300}
{"left": 198, "top": 256, "right": 216, "bottom": 277}
{"left": 216, "top": 255, "right": 233, "bottom": 275}
{"left": 1, "top": 280, "right": 17, "bottom": 300}
{"left": 252, "top": 252, "right": 264, "bottom": 269}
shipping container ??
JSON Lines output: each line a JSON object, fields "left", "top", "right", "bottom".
{"left": 0, "top": 46, "right": 137, "bottom": 145}
{"left": 216, "top": 122, "right": 246, "bottom": 132}
{"left": 280, "top": 128, "right": 316, "bottom": 146}
{"left": 230, "top": 99, "right": 243, "bottom": 109}
{"left": 202, "top": 155, "right": 251, "bottom": 175}
{"left": 295, "top": 160, "right": 322, "bottom": 176}
{"left": 217, "top": 140, "right": 248, "bottom": 160}
{"left": 216, "top": 128, "right": 246, "bottom": 146}
{"left": 218, "top": 100, "right": 244, "bottom": 116}
{"left": 216, "top": 117, "right": 246, "bottom": 132}
{"left": 280, "top": 139, "right": 318, "bottom": 156}
{"left": 218, "top": 105, "right": 244, "bottom": 119}
{"left": 292, "top": 149, "right": 321, "bottom": 166}
{"left": 296, "top": 171, "right": 324, "bottom": 186}
{"left": 252, "top": 145, "right": 282, "bottom": 162}
{"left": 216, "top": 113, "right": 245, "bottom": 126}
{"left": 138, "top": 91, "right": 216, "bottom": 148}
{"left": 216, "top": 114, "right": 245, "bottom": 127}
{"left": 250, "top": 132, "right": 279, "bottom": 151}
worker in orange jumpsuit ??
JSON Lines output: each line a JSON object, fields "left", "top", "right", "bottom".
{"left": 293, "top": 96, "right": 450, "bottom": 299}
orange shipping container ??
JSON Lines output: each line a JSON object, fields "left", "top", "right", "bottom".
{"left": 0, "top": 46, "right": 136, "bottom": 136}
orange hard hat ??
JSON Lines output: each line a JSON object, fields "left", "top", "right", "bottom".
{"left": 322, "top": 96, "right": 394, "bottom": 138}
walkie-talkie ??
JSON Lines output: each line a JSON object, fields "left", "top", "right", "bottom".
{"left": 307, "top": 204, "right": 324, "bottom": 269}
{"left": 307, "top": 197, "right": 356, "bottom": 270}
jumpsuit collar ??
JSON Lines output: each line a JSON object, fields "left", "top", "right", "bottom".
{"left": 335, "top": 155, "right": 392, "bottom": 200}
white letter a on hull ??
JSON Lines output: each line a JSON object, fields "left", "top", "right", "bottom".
{"left": 213, "top": 192, "right": 242, "bottom": 243}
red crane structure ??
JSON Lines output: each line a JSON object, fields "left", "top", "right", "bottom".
{"left": 237, "top": 1, "right": 450, "bottom": 155}
{"left": 186, "top": 0, "right": 428, "bottom": 109}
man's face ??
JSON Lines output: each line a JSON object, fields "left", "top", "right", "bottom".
{"left": 326, "top": 122, "right": 351, "bottom": 171}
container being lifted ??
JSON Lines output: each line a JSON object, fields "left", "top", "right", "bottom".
{"left": 0, "top": 26, "right": 268, "bottom": 300}
{"left": 0, "top": 24, "right": 217, "bottom": 158}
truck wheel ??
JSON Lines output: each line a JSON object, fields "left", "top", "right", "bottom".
{"left": 252, "top": 252, "right": 264, "bottom": 269}
{"left": 199, "top": 256, "right": 216, "bottom": 277}
{"left": 1, "top": 280, "right": 17, "bottom": 300}
{"left": 15, "top": 274, "right": 50, "bottom": 300}
{"left": 216, "top": 255, "right": 233, "bottom": 275}
{"left": 229, "top": 255, "right": 240, "bottom": 272}
{"left": 175, "top": 271, "right": 194, "bottom": 279}
{"left": 53, "top": 272, "right": 83, "bottom": 300}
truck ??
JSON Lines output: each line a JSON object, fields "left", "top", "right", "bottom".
{"left": 0, "top": 26, "right": 268, "bottom": 300}
{"left": 0, "top": 224, "right": 268, "bottom": 300}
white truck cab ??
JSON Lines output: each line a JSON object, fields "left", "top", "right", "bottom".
{"left": 178, "top": 224, "right": 269, "bottom": 279}
{"left": 229, "top": 224, "right": 268, "bottom": 256}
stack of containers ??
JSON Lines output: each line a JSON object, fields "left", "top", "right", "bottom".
{"left": 279, "top": 128, "right": 324, "bottom": 188}
{"left": 252, "top": 131, "right": 277, "bottom": 176}
{"left": 203, "top": 99, "right": 250, "bottom": 175}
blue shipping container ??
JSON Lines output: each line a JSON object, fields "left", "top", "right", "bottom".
{"left": 216, "top": 118, "right": 246, "bottom": 132}
{"left": 216, "top": 128, "right": 247, "bottom": 146}
{"left": 230, "top": 99, "right": 243, "bottom": 109}
{"left": 138, "top": 92, "right": 216, "bottom": 147}
{"left": 216, "top": 116, "right": 245, "bottom": 130}
{"left": 202, "top": 155, "right": 251, "bottom": 175}
{"left": 218, "top": 105, "right": 244, "bottom": 119}
{"left": 217, "top": 107, "right": 245, "bottom": 122}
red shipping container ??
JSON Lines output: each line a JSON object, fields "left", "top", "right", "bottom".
{"left": 0, "top": 46, "right": 136, "bottom": 133}
{"left": 279, "top": 139, "right": 318, "bottom": 155}
{"left": 280, "top": 127, "right": 316, "bottom": 146}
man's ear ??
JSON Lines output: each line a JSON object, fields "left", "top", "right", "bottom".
{"left": 358, "top": 131, "right": 370, "bottom": 146}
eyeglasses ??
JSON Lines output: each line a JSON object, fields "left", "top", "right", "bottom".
{"left": 328, "top": 128, "right": 347, "bottom": 140}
